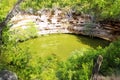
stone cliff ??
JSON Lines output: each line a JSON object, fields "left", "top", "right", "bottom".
{"left": 9, "top": 8, "right": 120, "bottom": 41}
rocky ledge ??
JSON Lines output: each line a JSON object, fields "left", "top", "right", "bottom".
{"left": 9, "top": 8, "right": 120, "bottom": 41}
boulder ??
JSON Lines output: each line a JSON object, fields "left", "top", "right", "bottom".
{"left": 0, "top": 70, "right": 18, "bottom": 80}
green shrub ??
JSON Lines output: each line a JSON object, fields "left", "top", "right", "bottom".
{"left": 0, "top": 40, "right": 120, "bottom": 80}
{"left": 1, "top": 0, "right": 120, "bottom": 23}
{"left": 1, "top": 0, "right": 120, "bottom": 80}
{"left": 0, "top": 0, "right": 16, "bottom": 22}
{"left": 1, "top": 26, "right": 120, "bottom": 79}
{"left": 57, "top": 49, "right": 95, "bottom": 80}
{"left": 101, "top": 40, "right": 120, "bottom": 75}
{"left": 20, "top": 0, "right": 120, "bottom": 21}
{"left": 3, "top": 22, "right": 39, "bottom": 42}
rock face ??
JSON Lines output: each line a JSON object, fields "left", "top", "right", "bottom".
{"left": 9, "top": 8, "right": 120, "bottom": 41}
{"left": 0, "top": 70, "right": 18, "bottom": 80}
{"left": 93, "top": 75, "right": 120, "bottom": 80}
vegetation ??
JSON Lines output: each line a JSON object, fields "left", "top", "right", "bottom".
{"left": 1, "top": 0, "right": 120, "bottom": 22}
{"left": 20, "top": 0, "right": 120, "bottom": 21}
{"left": 0, "top": 0, "right": 120, "bottom": 80}
{"left": 8, "top": 22, "right": 38, "bottom": 42}
{"left": 0, "top": 0, "right": 16, "bottom": 22}
{"left": 0, "top": 33, "right": 120, "bottom": 79}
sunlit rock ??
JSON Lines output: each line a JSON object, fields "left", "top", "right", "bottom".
{"left": 8, "top": 8, "right": 119, "bottom": 41}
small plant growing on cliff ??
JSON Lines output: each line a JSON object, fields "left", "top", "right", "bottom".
{"left": 8, "top": 22, "right": 39, "bottom": 42}
{"left": 84, "top": 22, "right": 96, "bottom": 37}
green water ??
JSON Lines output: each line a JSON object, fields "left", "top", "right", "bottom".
{"left": 19, "top": 34, "right": 109, "bottom": 60}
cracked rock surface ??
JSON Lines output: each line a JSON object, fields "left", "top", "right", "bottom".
{"left": 9, "top": 8, "right": 120, "bottom": 41}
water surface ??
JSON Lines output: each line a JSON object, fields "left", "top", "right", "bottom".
{"left": 19, "top": 34, "right": 109, "bottom": 60}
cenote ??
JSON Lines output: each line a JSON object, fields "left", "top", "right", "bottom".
{"left": 19, "top": 34, "right": 110, "bottom": 60}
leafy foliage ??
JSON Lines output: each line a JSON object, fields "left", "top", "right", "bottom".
{"left": 1, "top": 23, "right": 120, "bottom": 79}
{"left": 20, "top": 0, "right": 120, "bottom": 21}
{"left": 0, "top": 0, "right": 16, "bottom": 22}
{"left": 2, "top": 22, "right": 38, "bottom": 42}
{"left": 0, "top": 0, "right": 120, "bottom": 22}
{"left": 0, "top": 0, "right": 120, "bottom": 80}
{"left": 0, "top": 38, "right": 120, "bottom": 79}
{"left": 101, "top": 40, "right": 120, "bottom": 75}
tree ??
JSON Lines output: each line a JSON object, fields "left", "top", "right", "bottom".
{"left": 0, "top": 0, "right": 24, "bottom": 43}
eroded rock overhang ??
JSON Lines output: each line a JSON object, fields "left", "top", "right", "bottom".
{"left": 9, "top": 8, "right": 120, "bottom": 41}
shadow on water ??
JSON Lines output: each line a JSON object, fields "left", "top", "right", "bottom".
{"left": 18, "top": 33, "right": 110, "bottom": 60}
{"left": 71, "top": 34, "right": 110, "bottom": 49}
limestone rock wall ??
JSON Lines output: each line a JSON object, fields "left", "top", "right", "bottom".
{"left": 9, "top": 8, "right": 120, "bottom": 41}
